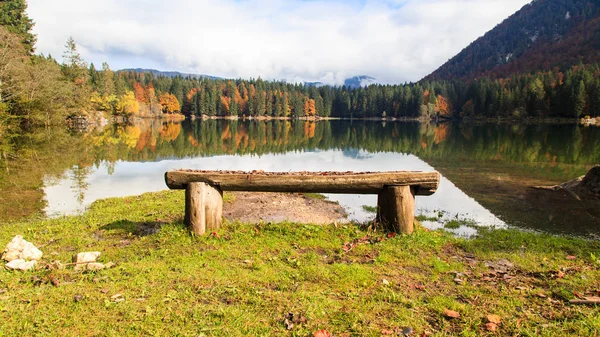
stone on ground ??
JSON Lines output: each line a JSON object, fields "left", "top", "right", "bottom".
{"left": 2, "top": 235, "right": 43, "bottom": 262}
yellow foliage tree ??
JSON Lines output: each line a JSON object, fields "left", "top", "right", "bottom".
{"left": 116, "top": 91, "right": 139, "bottom": 115}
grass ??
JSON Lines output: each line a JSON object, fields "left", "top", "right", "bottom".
{"left": 416, "top": 215, "right": 440, "bottom": 222}
{"left": 301, "top": 193, "right": 327, "bottom": 200}
{"left": 0, "top": 190, "right": 599, "bottom": 336}
{"left": 223, "top": 192, "right": 235, "bottom": 203}
{"left": 362, "top": 205, "right": 377, "bottom": 213}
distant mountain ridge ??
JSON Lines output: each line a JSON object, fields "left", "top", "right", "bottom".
{"left": 122, "top": 68, "right": 376, "bottom": 88}
{"left": 120, "top": 68, "right": 221, "bottom": 80}
{"left": 425, "top": 0, "right": 600, "bottom": 80}
{"left": 343, "top": 75, "right": 377, "bottom": 89}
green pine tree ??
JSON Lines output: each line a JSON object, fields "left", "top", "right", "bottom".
{"left": 0, "top": 0, "right": 36, "bottom": 54}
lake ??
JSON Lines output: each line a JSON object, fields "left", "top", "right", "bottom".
{"left": 1, "top": 119, "right": 599, "bottom": 237}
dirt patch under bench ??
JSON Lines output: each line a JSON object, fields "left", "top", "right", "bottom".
{"left": 223, "top": 192, "right": 348, "bottom": 224}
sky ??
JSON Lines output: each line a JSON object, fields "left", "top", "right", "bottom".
{"left": 28, "top": 0, "right": 531, "bottom": 85}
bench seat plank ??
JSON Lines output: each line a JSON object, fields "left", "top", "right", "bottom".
{"left": 165, "top": 170, "right": 440, "bottom": 196}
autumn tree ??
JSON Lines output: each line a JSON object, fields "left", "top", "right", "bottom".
{"left": 159, "top": 92, "right": 181, "bottom": 113}
{"left": 116, "top": 91, "right": 139, "bottom": 115}
{"left": 435, "top": 95, "right": 452, "bottom": 118}
{"left": 304, "top": 99, "right": 316, "bottom": 116}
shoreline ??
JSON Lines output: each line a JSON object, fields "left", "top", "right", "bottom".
{"left": 99, "top": 113, "right": 597, "bottom": 125}
{"left": 74, "top": 110, "right": 600, "bottom": 126}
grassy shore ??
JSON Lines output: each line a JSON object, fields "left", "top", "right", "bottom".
{"left": 0, "top": 191, "right": 599, "bottom": 336}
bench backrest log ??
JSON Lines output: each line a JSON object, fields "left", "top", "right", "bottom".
{"left": 165, "top": 170, "right": 440, "bottom": 236}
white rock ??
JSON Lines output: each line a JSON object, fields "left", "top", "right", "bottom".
{"left": 22, "top": 241, "right": 43, "bottom": 261}
{"left": 3, "top": 236, "right": 24, "bottom": 261}
{"left": 85, "top": 263, "right": 105, "bottom": 271}
{"left": 74, "top": 252, "right": 101, "bottom": 264}
{"left": 2, "top": 235, "right": 43, "bottom": 262}
{"left": 5, "top": 259, "right": 37, "bottom": 271}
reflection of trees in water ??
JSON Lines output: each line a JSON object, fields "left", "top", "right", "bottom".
{"left": 2, "top": 120, "right": 600, "bottom": 222}
{"left": 70, "top": 165, "right": 90, "bottom": 204}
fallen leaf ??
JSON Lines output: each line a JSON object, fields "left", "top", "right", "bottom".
{"left": 566, "top": 255, "right": 577, "bottom": 260}
{"left": 485, "top": 322, "right": 497, "bottom": 332}
{"left": 381, "top": 329, "right": 394, "bottom": 335}
{"left": 486, "top": 314, "right": 501, "bottom": 324}
{"left": 413, "top": 284, "right": 426, "bottom": 291}
{"left": 382, "top": 279, "right": 390, "bottom": 286}
{"left": 443, "top": 309, "right": 460, "bottom": 319}
{"left": 313, "top": 330, "right": 332, "bottom": 337}
{"left": 48, "top": 275, "right": 60, "bottom": 287}
{"left": 387, "top": 232, "right": 397, "bottom": 239}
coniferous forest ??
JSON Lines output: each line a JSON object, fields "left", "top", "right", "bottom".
{"left": 2, "top": 0, "right": 600, "bottom": 144}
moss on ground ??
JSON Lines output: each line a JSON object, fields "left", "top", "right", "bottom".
{"left": 0, "top": 190, "right": 599, "bottom": 336}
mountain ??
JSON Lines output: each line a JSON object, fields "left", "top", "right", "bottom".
{"left": 120, "top": 68, "right": 221, "bottom": 80}
{"left": 305, "top": 76, "right": 377, "bottom": 88}
{"left": 122, "top": 69, "right": 376, "bottom": 88}
{"left": 425, "top": 0, "right": 600, "bottom": 81}
{"left": 344, "top": 75, "right": 377, "bottom": 89}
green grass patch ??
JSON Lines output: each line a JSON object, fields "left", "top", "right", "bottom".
{"left": 301, "top": 193, "right": 327, "bottom": 200}
{"left": 444, "top": 218, "right": 478, "bottom": 230}
{"left": 362, "top": 205, "right": 377, "bottom": 213}
{"left": 416, "top": 214, "right": 440, "bottom": 222}
{"left": 223, "top": 192, "right": 235, "bottom": 203}
{"left": 0, "top": 190, "right": 599, "bottom": 336}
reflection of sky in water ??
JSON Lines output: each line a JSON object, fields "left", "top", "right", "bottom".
{"left": 44, "top": 150, "right": 506, "bottom": 233}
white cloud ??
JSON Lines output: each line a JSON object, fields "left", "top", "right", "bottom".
{"left": 28, "top": 0, "right": 531, "bottom": 84}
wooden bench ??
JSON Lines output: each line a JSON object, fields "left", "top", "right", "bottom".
{"left": 165, "top": 170, "right": 440, "bottom": 235}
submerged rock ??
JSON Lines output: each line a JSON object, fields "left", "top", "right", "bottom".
{"left": 536, "top": 165, "right": 600, "bottom": 200}
{"left": 2, "top": 235, "right": 43, "bottom": 262}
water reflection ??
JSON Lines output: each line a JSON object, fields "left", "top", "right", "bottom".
{"left": 44, "top": 150, "right": 506, "bottom": 236}
{"left": 2, "top": 119, "right": 598, "bottom": 236}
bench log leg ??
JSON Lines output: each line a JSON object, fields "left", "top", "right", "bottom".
{"left": 185, "top": 182, "right": 223, "bottom": 235}
{"left": 376, "top": 185, "right": 416, "bottom": 234}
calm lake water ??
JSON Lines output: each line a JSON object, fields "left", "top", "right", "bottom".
{"left": 1, "top": 119, "right": 599, "bottom": 237}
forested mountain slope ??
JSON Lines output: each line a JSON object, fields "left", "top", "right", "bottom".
{"left": 426, "top": 0, "right": 600, "bottom": 81}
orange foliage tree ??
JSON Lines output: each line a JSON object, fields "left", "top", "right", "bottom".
{"left": 220, "top": 96, "right": 231, "bottom": 114}
{"left": 435, "top": 95, "right": 452, "bottom": 118}
{"left": 304, "top": 99, "right": 316, "bottom": 116}
{"left": 159, "top": 93, "right": 181, "bottom": 113}
{"left": 133, "top": 82, "right": 146, "bottom": 102}
{"left": 423, "top": 89, "right": 430, "bottom": 104}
